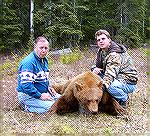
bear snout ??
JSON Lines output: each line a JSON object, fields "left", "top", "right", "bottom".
{"left": 88, "top": 102, "right": 99, "bottom": 114}
{"left": 79, "top": 101, "right": 99, "bottom": 115}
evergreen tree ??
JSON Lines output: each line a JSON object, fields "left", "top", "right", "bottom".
{"left": 1, "top": 0, "right": 149, "bottom": 53}
{"left": 1, "top": 0, "right": 22, "bottom": 53}
{"left": 1, "top": 0, "right": 30, "bottom": 53}
{"left": 34, "top": 0, "right": 83, "bottom": 49}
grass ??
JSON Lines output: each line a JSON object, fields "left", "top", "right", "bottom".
{"left": 1, "top": 48, "right": 149, "bottom": 135}
{"left": 103, "top": 127, "right": 113, "bottom": 136}
{"left": 0, "top": 110, "right": 124, "bottom": 135}
{"left": 0, "top": 53, "right": 27, "bottom": 76}
{"left": 0, "top": 59, "right": 17, "bottom": 76}
{"left": 140, "top": 47, "right": 150, "bottom": 56}
{"left": 137, "top": 48, "right": 150, "bottom": 76}
{"left": 60, "top": 47, "right": 83, "bottom": 64}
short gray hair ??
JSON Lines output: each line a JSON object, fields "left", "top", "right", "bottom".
{"left": 35, "top": 36, "right": 49, "bottom": 44}
{"left": 95, "top": 29, "right": 111, "bottom": 39}
{"left": 34, "top": 36, "right": 49, "bottom": 48}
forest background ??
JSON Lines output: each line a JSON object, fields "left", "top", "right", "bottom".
{"left": 1, "top": 0, "right": 150, "bottom": 54}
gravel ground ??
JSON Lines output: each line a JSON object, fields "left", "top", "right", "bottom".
{"left": 0, "top": 48, "right": 149, "bottom": 135}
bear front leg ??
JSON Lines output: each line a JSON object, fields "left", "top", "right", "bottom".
{"left": 49, "top": 96, "right": 68, "bottom": 114}
{"left": 49, "top": 99, "right": 59, "bottom": 114}
{"left": 49, "top": 95, "right": 79, "bottom": 115}
{"left": 111, "top": 98, "right": 126, "bottom": 115}
{"left": 99, "top": 91, "right": 126, "bottom": 115}
{"left": 52, "top": 84, "right": 65, "bottom": 94}
{"left": 98, "top": 91, "right": 118, "bottom": 115}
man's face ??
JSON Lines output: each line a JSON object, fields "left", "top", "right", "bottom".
{"left": 35, "top": 41, "right": 49, "bottom": 58}
{"left": 96, "top": 34, "right": 111, "bottom": 50}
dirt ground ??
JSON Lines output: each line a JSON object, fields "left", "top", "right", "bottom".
{"left": 0, "top": 48, "right": 149, "bottom": 135}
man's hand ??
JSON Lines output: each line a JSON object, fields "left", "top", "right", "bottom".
{"left": 48, "top": 87, "right": 57, "bottom": 97}
{"left": 92, "top": 67, "right": 102, "bottom": 75}
{"left": 40, "top": 93, "right": 52, "bottom": 100}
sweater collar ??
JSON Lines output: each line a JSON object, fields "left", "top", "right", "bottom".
{"left": 33, "top": 51, "right": 46, "bottom": 63}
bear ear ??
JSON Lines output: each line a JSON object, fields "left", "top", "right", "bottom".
{"left": 97, "top": 81, "right": 103, "bottom": 89}
{"left": 75, "top": 82, "right": 83, "bottom": 91}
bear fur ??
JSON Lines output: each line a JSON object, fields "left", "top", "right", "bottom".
{"left": 51, "top": 71, "right": 125, "bottom": 115}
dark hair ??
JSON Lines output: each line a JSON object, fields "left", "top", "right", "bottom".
{"left": 95, "top": 29, "right": 111, "bottom": 39}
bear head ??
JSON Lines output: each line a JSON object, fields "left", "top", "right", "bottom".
{"left": 73, "top": 81, "right": 103, "bottom": 114}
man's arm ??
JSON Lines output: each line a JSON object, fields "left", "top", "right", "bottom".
{"left": 103, "top": 52, "right": 121, "bottom": 88}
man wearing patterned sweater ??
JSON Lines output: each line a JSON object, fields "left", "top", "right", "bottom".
{"left": 17, "top": 36, "right": 61, "bottom": 113}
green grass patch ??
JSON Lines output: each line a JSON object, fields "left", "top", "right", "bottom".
{"left": 0, "top": 53, "right": 28, "bottom": 76}
{"left": 146, "top": 49, "right": 150, "bottom": 55}
{"left": 103, "top": 127, "right": 113, "bottom": 136}
{"left": 48, "top": 58, "right": 54, "bottom": 67}
{"left": 140, "top": 47, "right": 150, "bottom": 56}
{"left": 146, "top": 71, "right": 150, "bottom": 75}
{"left": 2, "top": 59, "right": 12, "bottom": 70}
{"left": 52, "top": 124, "right": 75, "bottom": 135}
{"left": 60, "top": 47, "right": 83, "bottom": 64}
{"left": 0, "top": 59, "right": 16, "bottom": 76}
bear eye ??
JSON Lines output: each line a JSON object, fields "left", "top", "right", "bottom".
{"left": 87, "top": 100, "right": 90, "bottom": 103}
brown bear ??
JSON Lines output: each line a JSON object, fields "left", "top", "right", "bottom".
{"left": 50, "top": 71, "right": 125, "bottom": 115}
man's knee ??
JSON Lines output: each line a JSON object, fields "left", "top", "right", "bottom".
{"left": 109, "top": 80, "right": 123, "bottom": 89}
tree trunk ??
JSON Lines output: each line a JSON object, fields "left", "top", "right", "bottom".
{"left": 30, "top": 0, "right": 34, "bottom": 33}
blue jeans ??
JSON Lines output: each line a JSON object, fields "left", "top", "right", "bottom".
{"left": 93, "top": 69, "right": 137, "bottom": 102}
{"left": 18, "top": 92, "right": 61, "bottom": 113}
{"left": 108, "top": 79, "right": 136, "bottom": 102}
